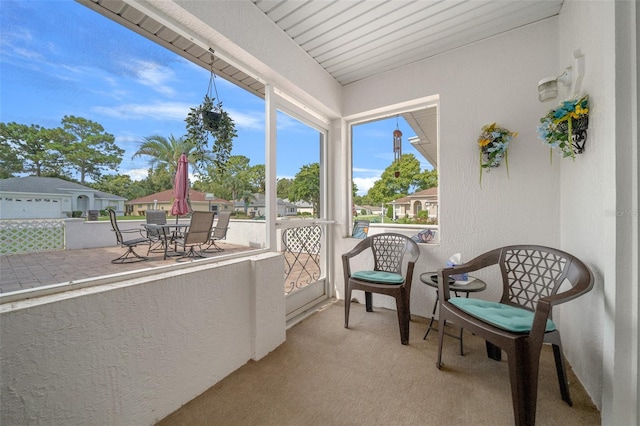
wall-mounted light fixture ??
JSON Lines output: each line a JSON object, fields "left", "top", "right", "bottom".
{"left": 538, "top": 49, "right": 585, "bottom": 103}
{"left": 538, "top": 68, "right": 572, "bottom": 102}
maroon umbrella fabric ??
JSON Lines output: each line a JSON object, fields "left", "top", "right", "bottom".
{"left": 170, "top": 153, "right": 191, "bottom": 217}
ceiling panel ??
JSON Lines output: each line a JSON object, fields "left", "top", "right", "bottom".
{"left": 82, "top": 0, "right": 562, "bottom": 93}
{"left": 252, "top": 0, "right": 563, "bottom": 85}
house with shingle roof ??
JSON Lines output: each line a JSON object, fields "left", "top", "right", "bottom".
{"left": 233, "top": 193, "right": 297, "bottom": 217}
{"left": 125, "top": 189, "right": 232, "bottom": 216}
{"left": 0, "top": 176, "right": 126, "bottom": 219}
{"left": 389, "top": 187, "right": 438, "bottom": 220}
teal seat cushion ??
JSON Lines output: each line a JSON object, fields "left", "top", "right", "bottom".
{"left": 449, "top": 298, "right": 556, "bottom": 333}
{"left": 352, "top": 270, "right": 404, "bottom": 284}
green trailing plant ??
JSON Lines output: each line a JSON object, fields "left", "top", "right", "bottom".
{"left": 185, "top": 94, "right": 237, "bottom": 173}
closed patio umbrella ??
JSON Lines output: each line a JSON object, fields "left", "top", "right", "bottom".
{"left": 171, "top": 153, "right": 191, "bottom": 221}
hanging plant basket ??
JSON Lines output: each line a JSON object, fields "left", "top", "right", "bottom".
{"left": 557, "top": 114, "right": 589, "bottom": 154}
{"left": 537, "top": 95, "right": 589, "bottom": 161}
{"left": 202, "top": 110, "right": 222, "bottom": 132}
{"left": 477, "top": 123, "right": 517, "bottom": 187}
{"left": 185, "top": 51, "right": 237, "bottom": 173}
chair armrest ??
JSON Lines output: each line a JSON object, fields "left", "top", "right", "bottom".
{"left": 342, "top": 238, "right": 371, "bottom": 260}
{"left": 342, "top": 238, "right": 373, "bottom": 285}
{"left": 114, "top": 228, "right": 147, "bottom": 237}
{"left": 540, "top": 259, "right": 595, "bottom": 307}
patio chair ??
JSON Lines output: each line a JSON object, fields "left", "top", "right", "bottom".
{"left": 435, "top": 245, "right": 594, "bottom": 426}
{"left": 145, "top": 210, "right": 167, "bottom": 255}
{"left": 342, "top": 233, "right": 420, "bottom": 345}
{"left": 204, "top": 211, "right": 231, "bottom": 252}
{"left": 107, "top": 208, "right": 150, "bottom": 264}
{"left": 173, "top": 211, "right": 216, "bottom": 260}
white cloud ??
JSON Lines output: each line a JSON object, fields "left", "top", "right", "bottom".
{"left": 127, "top": 168, "right": 149, "bottom": 181}
{"left": 94, "top": 102, "right": 266, "bottom": 129}
{"left": 226, "top": 108, "right": 263, "bottom": 130}
{"left": 121, "top": 59, "right": 176, "bottom": 97}
{"left": 352, "top": 166, "right": 384, "bottom": 195}
{"left": 92, "top": 101, "right": 191, "bottom": 120}
{"left": 353, "top": 176, "right": 379, "bottom": 195}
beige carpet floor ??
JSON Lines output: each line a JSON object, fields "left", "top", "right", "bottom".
{"left": 158, "top": 299, "right": 600, "bottom": 426}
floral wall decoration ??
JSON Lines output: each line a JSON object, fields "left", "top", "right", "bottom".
{"left": 537, "top": 95, "right": 589, "bottom": 163}
{"left": 477, "top": 123, "right": 517, "bottom": 187}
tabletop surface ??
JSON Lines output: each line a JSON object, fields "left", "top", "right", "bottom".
{"left": 420, "top": 271, "right": 487, "bottom": 292}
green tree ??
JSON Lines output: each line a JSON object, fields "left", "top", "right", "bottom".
{"left": 239, "top": 189, "right": 256, "bottom": 215}
{"left": 247, "top": 164, "right": 265, "bottom": 194}
{"left": 196, "top": 155, "right": 259, "bottom": 202}
{"left": 132, "top": 134, "right": 202, "bottom": 177}
{"left": 365, "top": 154, "right": 421, "bottom": 204}
{"left": 276, "top": 178, "right": 293, "bottom": 199}
{"left": 60, "top": 115, "right": 123, "bottom": 183}
{"left": 0, "top": 122, "right": 66, "bottom": 177}
{"left": 90, "top": 173, "right": 152, "bottom": 201}
{"left": 138, "top": 167, "right": 173, "bottom": 196}
{"left": 416, "top": 168, "right": 438, "bottom": 190}
{"left": 0, "top": 135, "right": 23, "bottom": 178}
{"left": 288, "top": 162, "right": 320, "bottom": 216}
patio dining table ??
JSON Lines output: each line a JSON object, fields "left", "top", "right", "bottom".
{"left": 142, "top": 223, "right": 190, "bottom": 260}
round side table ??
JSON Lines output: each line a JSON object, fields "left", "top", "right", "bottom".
{"left": 420, "top": 272, "right": 487, "bottom": 355}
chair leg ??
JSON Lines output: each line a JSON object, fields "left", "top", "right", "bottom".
{"left": 545, "top": 331, "right": 573, "bottom": 406}
{"left": 111, "top": 246, "right": 147, "bottom": 264}
{"left": 486, "top": 341, "right": 502, "bottom": 361}
{"left": 507, "top": 343, "right": 541, "bottom": 426}
{"left": 176, "top": 245, "right": 205, "bottom": 261}
{"left": 344, "top": 284, "right": 352, "bottom": 329}
{"left": 436, "top": 317, "right": 445, "bottom": 369}
{"left": 395, "top": 292, "right": 410, "bottom": 345}
{"left": 147, "top": 240, "right": 164, "bottom": 255}
{"left": 203, "top": 239, "right": 225, "bottom": 253}
{"left": 365, "top": 291, "right": 373, "bottom": 312}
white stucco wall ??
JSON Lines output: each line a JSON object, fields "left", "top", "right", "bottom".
{"left": 556, "top": 1, "right": 638, "bottom": 424}
{"left": 553, "top": 0, "right": 612, "bottom": 415}
{"left": 0, "top": 253, "right": 285, "bottom": 425}
{"left": 336, "top": 18, "right": 563, "bottom": 317}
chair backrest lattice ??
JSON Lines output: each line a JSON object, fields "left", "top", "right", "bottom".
{"left": 371, "top": 234, "right": 412, "bottom": 274}
{"left": 184, "top": 211, "right": 215, "bottom": 245}
{"left": 500, "top": 247, "right": 570, "bottom": 311}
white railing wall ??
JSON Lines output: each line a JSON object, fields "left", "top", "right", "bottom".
{"left": 30, "top": 218, "right": 264, "bottom": 251}
{"left": 0, "top": 253, "right": 286, "bottom": 425}
{"left": 0, "top": 219, "right": 65, "bottom": 254}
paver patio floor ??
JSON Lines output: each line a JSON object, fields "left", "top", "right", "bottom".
{"left": 0, "top": 243, "right": 253, "bottom": 294}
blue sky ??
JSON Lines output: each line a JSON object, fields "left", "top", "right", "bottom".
{"left": 0, "top": 0, "right": 427, "bottom": 195}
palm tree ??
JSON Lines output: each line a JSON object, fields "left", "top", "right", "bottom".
{"left": 132, "top": 134, "right": 203, "bottom": 176}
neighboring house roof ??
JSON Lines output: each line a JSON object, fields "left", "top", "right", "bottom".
{"left": 393, "top": 187, "right": 438, "bottom": 204}
{"left": 126, "top": 189, "right": 231, "bottom": 205}
{"left": 0, "top": 176, "right": 125, "bottom": 200}
{"left": 285, "top": 199, "right": 313, "bottom": 209}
